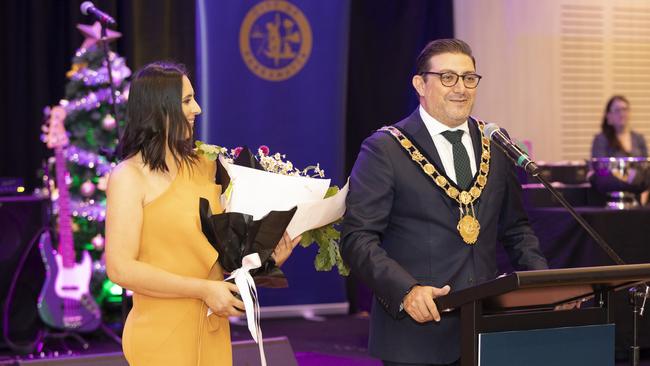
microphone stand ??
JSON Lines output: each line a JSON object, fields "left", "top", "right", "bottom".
{"left": 99, "top": 24, "right": 121, "bottom": 148}
{"left": 98, "top": 22, "right": 124, "bottom": 345}
{"left": 498, "top": 147, "right": 649, "bottom": 366}
{"left": 529, "top": 170, "right": 625, "bottom": 266}
{"left": 629, "top": 285, "right": 649, "bottom": 366}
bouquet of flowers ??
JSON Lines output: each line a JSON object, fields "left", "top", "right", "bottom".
{"left": 196, "top": 141, "right": 349, "bottom": 277}
{"left": 195, "top": 142, "right": 349, "bottom": 365}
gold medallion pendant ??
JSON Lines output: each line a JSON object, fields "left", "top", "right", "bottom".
{"left": 457, "top": 214, "right": 480, "bottom": 245}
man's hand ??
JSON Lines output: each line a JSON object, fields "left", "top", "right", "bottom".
{"left": 271, "top": 232, "right": 302, "bottom": 267}
{"left": 403, "top": 285, "right": 451, "bottom": 323}
{"left": 554, "top": 300, "right": 582, "bottom": 311}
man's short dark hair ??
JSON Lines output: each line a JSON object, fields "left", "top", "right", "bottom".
{"left": 415, "top": 39, "right": 476, "bottom": 75}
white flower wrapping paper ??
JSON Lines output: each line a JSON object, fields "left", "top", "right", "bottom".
{"left": 207, "top": 155, "right": 348, "bottom": 366}
{"left": 218, "top": 155, "right": 348, "bottom": 239}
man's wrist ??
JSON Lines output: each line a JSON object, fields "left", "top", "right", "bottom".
{"left": 399, "top": 284, "right": 417, "bottom": 312}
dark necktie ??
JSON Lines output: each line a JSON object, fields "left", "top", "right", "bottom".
{"left": 441, "top": 130, "right": 472, "bottom": 190}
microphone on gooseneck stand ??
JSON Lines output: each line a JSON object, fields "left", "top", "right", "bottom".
{"left": 80, "top": 1, "right": 116, "bottom": 26}
{"left": 483, "top": 123, "right": 539, "bottom": 175}
{"left": 482, "top": 122, "right": 624, "bottom": 264}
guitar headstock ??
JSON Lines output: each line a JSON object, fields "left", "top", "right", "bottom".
{"left": 44, "top": 106, "right": 69, "bottom": 149}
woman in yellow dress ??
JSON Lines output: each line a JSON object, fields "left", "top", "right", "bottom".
{"left": 105, "top": 61, "right": 299, "bottom": 365}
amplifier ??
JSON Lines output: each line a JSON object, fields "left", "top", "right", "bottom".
{"left": 0, "top": 178, "right": 25, "bottom": 195}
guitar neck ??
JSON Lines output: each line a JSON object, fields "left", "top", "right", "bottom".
{"left": 54, "top": 146, "right": 75, "bottom": 268}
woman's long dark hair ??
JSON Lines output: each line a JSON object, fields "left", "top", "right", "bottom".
{"left": 601, "top": 95, "right": 629, "bottom": 152}
{"left": 118, "top": 61, "right": 197, "bottom": 172}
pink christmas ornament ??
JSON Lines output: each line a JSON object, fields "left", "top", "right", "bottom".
{"left": 102, "top": 114, "right": 116, "bottom": 130}
{"left": 80, "top": 180, "right": 96, "bottom": 197}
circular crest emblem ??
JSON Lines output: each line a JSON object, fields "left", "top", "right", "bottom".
{"left": 239, "top": 0, "right": 312, "bottom": 81}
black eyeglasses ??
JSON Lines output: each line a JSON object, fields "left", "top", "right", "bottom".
{"left": 420, "top": 71, "right": 482, "bottom": 89}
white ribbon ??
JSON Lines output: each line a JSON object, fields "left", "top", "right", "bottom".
{"left": 206, "top": 253, "right": 266, "bottom": 366}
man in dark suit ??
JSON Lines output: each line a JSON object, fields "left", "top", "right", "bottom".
{"left": 340, "top": 39, "right": 549, "bottom": 366}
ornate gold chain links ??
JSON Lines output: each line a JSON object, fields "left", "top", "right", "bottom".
{"left": 380, "top": 121, "right": 490, "bottom": 244}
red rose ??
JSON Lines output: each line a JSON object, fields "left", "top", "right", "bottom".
{"left": 233, "top": 146, "right": 243, "bottom": 158}
{"left": 258, "top": 145, "right": 270, "bottom": 156}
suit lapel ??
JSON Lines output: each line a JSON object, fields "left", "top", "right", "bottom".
{"left": 400, "top": 110, "right": 453, "bottom": 211}
{"left": 401, "top": 110, "right": 445, "bottom": 174}
{"left": 468, "top": 117, "right": 482, "bottom": 177}
{"left": 467, "top": 117, "right": 486, "bottom": 220}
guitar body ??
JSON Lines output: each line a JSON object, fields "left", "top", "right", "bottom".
{"left": 37, "top": 231, "right": 101, "bottom": 332}
{"left": 38, "top": 106, "right": 102, "bottom": 333}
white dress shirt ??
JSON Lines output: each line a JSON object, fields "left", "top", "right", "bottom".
{"left": 418, "top": 105, "right": 477, "bottom": 186}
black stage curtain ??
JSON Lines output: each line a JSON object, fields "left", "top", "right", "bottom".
{"left": 0, "top": 0, "right": 195, "bottom": 191}
{"left": 344, "top": 0, "right": 454, "bottom": 175}
{"left": 1, "top": 0, "right": 454, "bottom": 189}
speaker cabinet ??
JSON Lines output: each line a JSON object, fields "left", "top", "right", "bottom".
{"left": 0, "top": 196, "right": 49, "bottom": 350}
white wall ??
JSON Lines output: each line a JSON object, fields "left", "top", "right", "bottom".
{"left": 455, "top": 0, "right": 650, "bottom": 162}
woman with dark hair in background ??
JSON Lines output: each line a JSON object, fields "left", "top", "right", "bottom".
{"left": 104, "top": 61, "right": 299, "bottom": 365}
{"left": 591, "top": 95, "right": 649, "bottom": 205}
{"left": 591, "top": 95, "right": 647, "bottom": 158}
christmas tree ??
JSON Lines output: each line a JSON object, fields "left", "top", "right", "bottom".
{"left": 44, "top": 22, "right": 131, "bottom": 305}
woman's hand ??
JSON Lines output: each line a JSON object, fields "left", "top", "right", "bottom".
{"left": 271, "top": 232, "right": 302, "bottom": 267}
{"left": 202, "top": 281, "right": 245, "bottom": 317}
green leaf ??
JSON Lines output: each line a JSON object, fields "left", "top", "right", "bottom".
{"left": 315, "top": 246, "right": 329, "bottom": 270}
{"left": 314, "top": 241, "right": 335, "bottom": 271}
{"left": 300, "top": 230, "right": 314, "bottom": 248}
{"left": 299, "top": 222, "right": 349, "bottom": 276}
{"left": 323, "top": 185, "right": 340, "bottom": 198}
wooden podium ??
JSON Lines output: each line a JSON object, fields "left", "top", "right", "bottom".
{"left": 435, "top": 264, "right": 650, "bottom": 366}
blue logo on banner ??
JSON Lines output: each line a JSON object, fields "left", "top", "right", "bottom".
{"left": 239, "top": 0, "right": 312, "bottom": 81}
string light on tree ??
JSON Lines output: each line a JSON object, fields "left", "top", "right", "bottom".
{"left": 91, "top": 234, "right": 105, "bottom": 250}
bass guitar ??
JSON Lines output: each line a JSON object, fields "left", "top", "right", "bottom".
{"left": 38, "top": 105, "right": 101, "bottom": 332}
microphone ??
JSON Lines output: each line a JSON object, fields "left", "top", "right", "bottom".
{"left": 80, "top": 1, "right": 116, "bottom": 25}
{"left": 483, "top": 123, "right": 540, "bottom": 175}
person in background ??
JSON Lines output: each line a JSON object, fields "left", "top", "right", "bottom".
{"left": 591, "top": 95, "right": 649, "bottom": 204}
{"left": 591, "top": 95, "right": 647, "bottom": 158}
{"left": 105, "top": 61, "right": 300, "bottom": 366}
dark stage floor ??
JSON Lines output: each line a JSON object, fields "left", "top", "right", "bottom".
{"left": 231, "top": 313, "right": 379, "bottom": 366}
{"left": 1, "top": 314, "right": 648, "bottom": 365}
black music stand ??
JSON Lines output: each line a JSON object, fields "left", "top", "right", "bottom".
{"left": 436, "top": 264, "right": 650, "bottom": 366}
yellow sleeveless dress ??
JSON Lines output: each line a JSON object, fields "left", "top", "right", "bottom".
{"left": 122, "top": 157, "right": 231, "bottom": 365}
